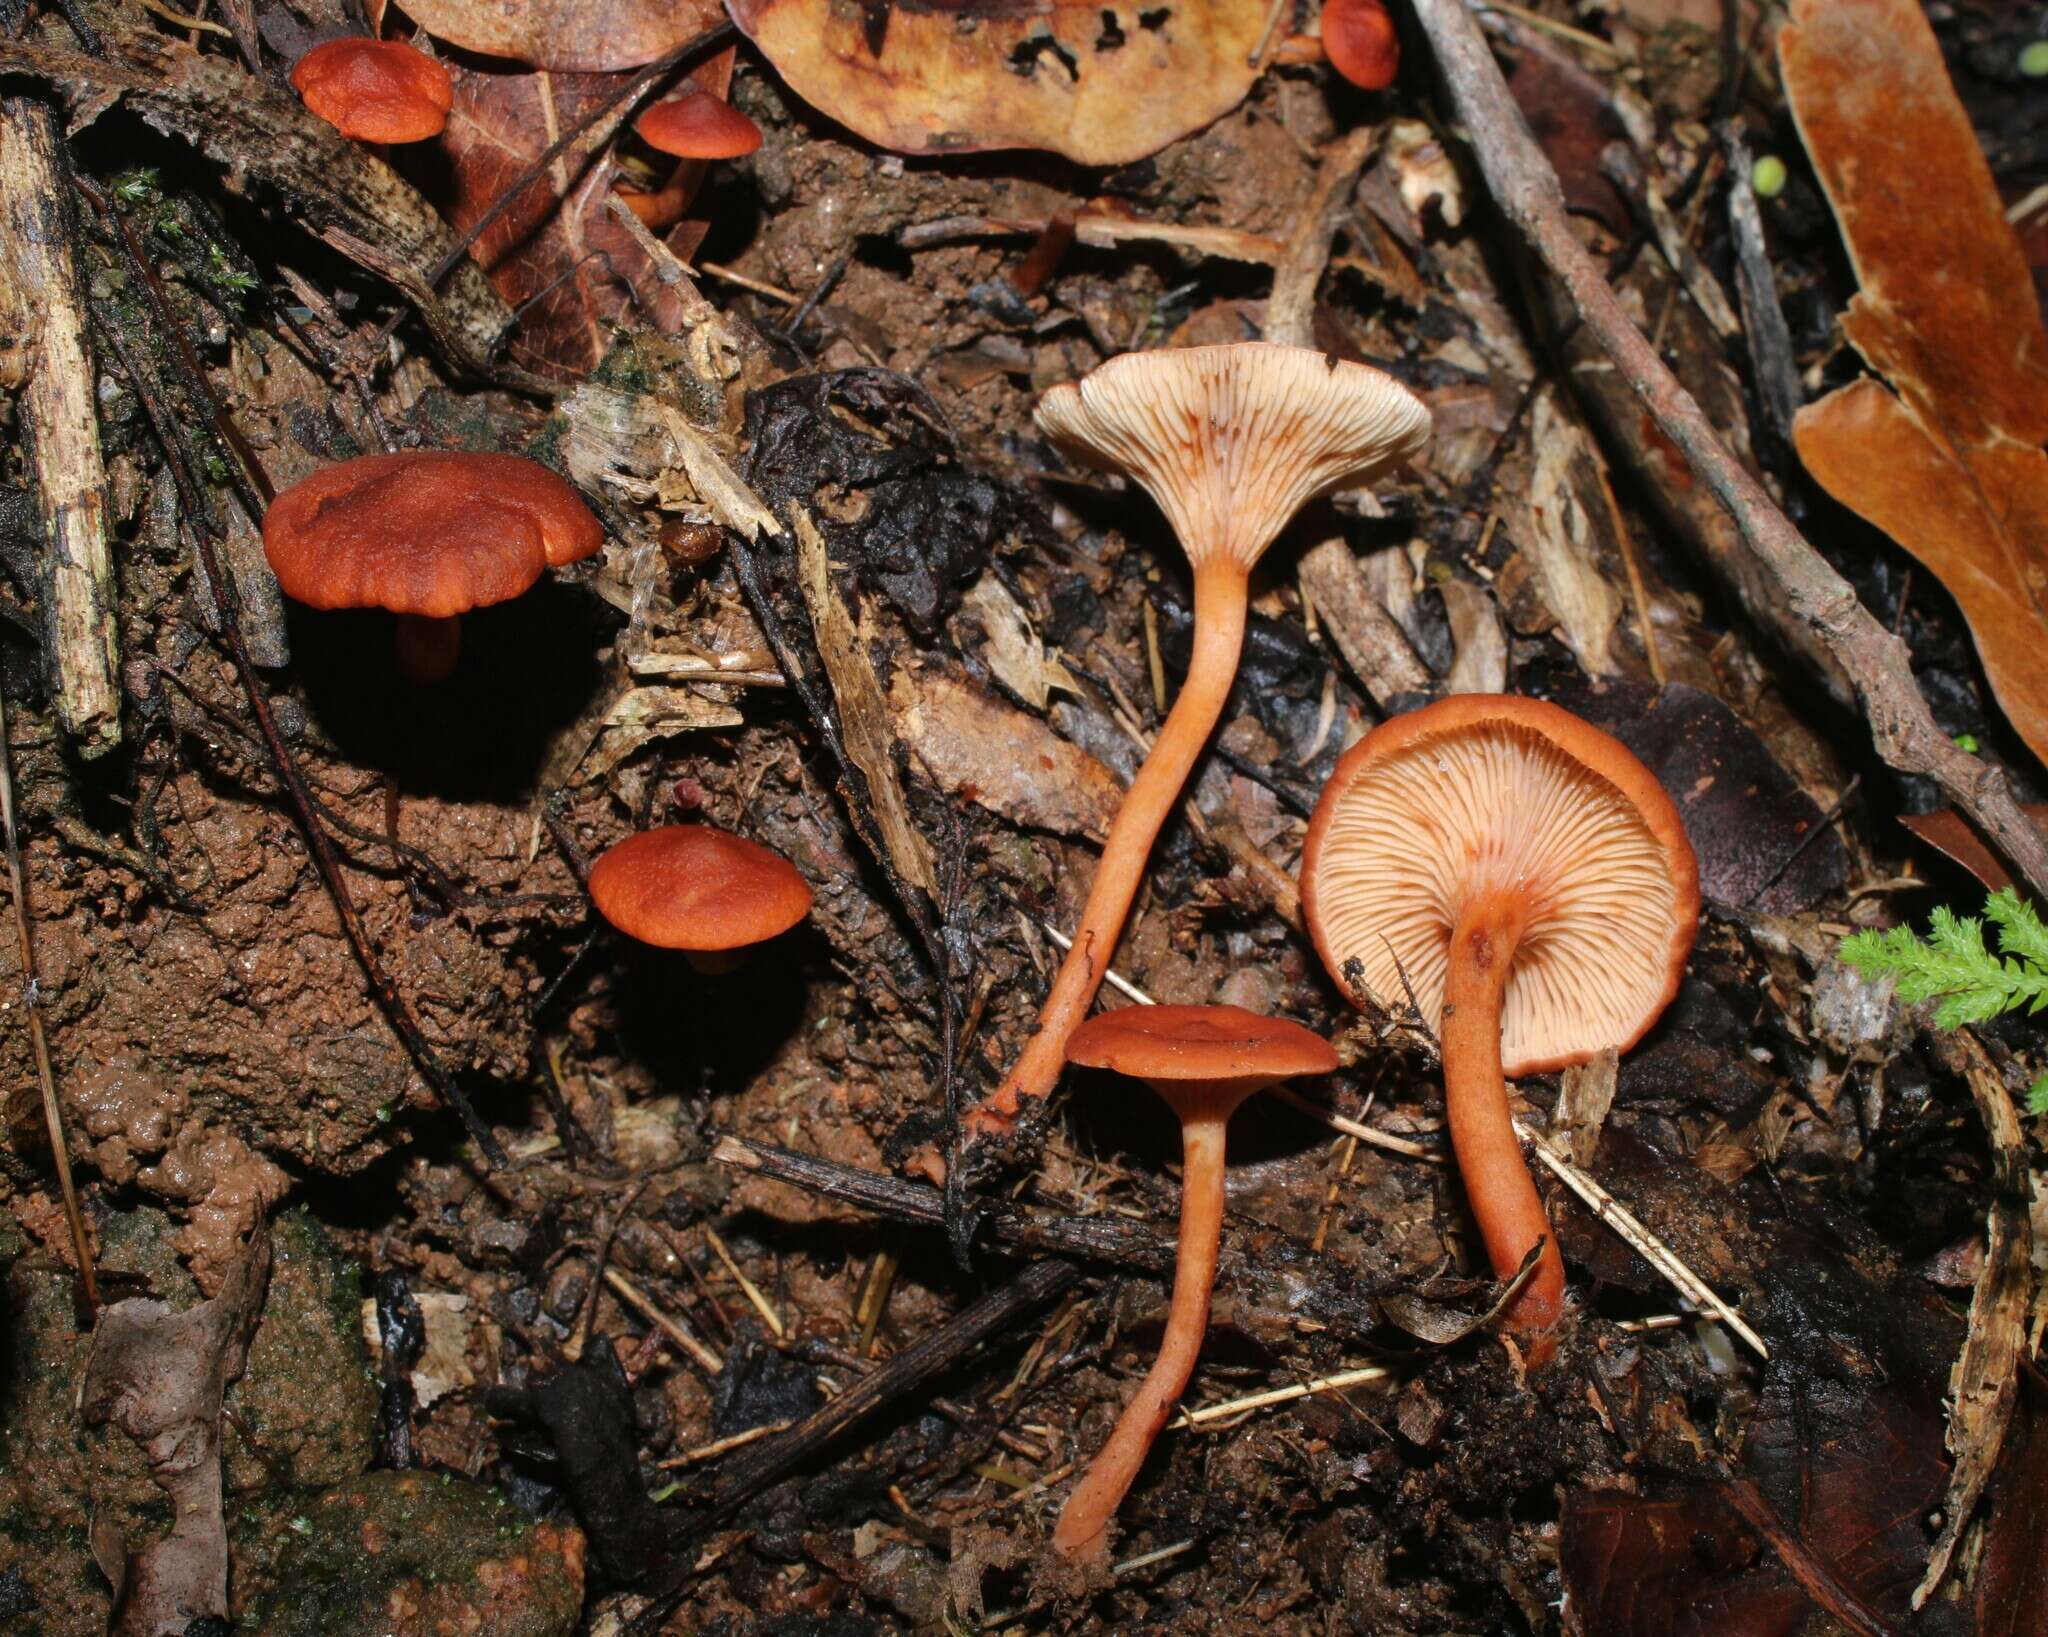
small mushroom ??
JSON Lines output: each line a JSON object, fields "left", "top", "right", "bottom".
{"left": 619, "top": 89, "right": 762, "bottom": 229}
{"left": 1322, "top": 0, "right": 1401, "bottom": 91}
{"left": 588, "top": 825, "right": 812, "bottom": 974}
{"left": 1300, "top": 696, "right": 1699, "bottom": 1343}
{"left": 637, "top": 89, "right": 764, "bottom": 160}
{"left": 262, "top": 451, "right": 603, "bottom": 684}
{"left": 1051, "top": 1003, "right": 1337, "bottom": 1562}
{"left": 290, "top": 38, "right": 454, "bottom": 145}
{"left": 967, "top": 344, "right": 1429, "bottom": 1140}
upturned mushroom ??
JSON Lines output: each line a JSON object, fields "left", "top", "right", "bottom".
{"left": 588, "top": 825, "right": 812, "bottom": 974}
{"left": 262, "top": 450, "right": 604, "bottom": 684}
{"left": 290, "top": 38, "right": 454, "bottom": 145}
{"left": 965, "top": 344, "right": 1429, "bottom": 1140}
{"left": 1300, "top": 696, "right": 1699, "bottom": 1342}
{"left": 1051, "top": 1004, "right": 1337, "bottom": 1562}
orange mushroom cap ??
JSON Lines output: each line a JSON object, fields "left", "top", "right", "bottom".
{"left": 588, "top": 826, "right": 812, "bottom": 952}
{"left": 1322, "top": 0, "right": 1401, "bottom": 92}
{"left": 290, "top": 39, "right": 454, "bottom": 145}
{"left": 262, "top": 451, "right": 603, "bottom": 619}
{"left": 637, "top": 90, "right": 763, "bottom": 159}
{"left": 1068, "top": 1004, "right": 1338, "bottom": 1087}
{"left": 1301, "top": 695, "right": 1699, "bottom": 1075}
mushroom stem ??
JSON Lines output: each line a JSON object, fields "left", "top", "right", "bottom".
{"left": 968, "top": 564, "right": 1249, "bottom": 1137}
{"left": 393, "top": 614, "right": 462, "bottom": 685}
{"left": 1441, "top": 891, "right": 1566, "bottom": 1338}
{"left": 1052, "top": 1085, "right": 1245, "bottom": 1562}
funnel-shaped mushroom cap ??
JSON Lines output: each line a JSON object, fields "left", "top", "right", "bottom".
{"left": 291, "top": 39, "right": 454, "bottom": 145}
{"left": 590, "top": 825, "right": 812, "bottom": 952}
{"left": 264, "top": 451, "right": 603, "bottom": 618}
{"left": 1034, "top": 344, "right": 1430, "bottom": 572}
{"left": 1068, "top": 1004, "right": 1338, "bottom": 1085}
{"left": 638, "top": 90, "right": 763, "bottom": 159}
{"left": 1302, "top": 696, "right": 1699, "bottom": 1076}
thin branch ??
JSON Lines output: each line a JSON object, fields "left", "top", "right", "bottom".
{"left": 0, "top": 678, "right": 96, "bottom": 1319}
{"left": 1407, "top": 0, "right": 2048, "bottom": 901}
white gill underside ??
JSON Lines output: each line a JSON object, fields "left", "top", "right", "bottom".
{"left": 1312, "top": 722, "right": 1681, "bottom": 1070}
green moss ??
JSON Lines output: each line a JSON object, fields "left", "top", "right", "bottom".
{"left": 239, "top": 1473, "right": 583, "bottom": 1637}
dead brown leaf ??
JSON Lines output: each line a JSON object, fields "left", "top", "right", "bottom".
{"left": 402, "top": 0, "right": 724, "bottom": 71}
{"left": 420, "top": 51, "right": 732, "bottom": 377}
{"left": 1897, "top": 805, "right": 2048, "bottom": 893}
{"left": 81, "top": 1226, "right": 271, "bottom": 1637}
{"left": 725, "top": 0, "right": 1268, "bottom": 166}
{"left": 1781, "top": 0, "right": 2048, "bottom": 766}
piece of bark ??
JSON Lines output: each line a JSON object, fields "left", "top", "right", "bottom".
{"left": 1914, "top": 1032, "right": 2033, "bottom": 1605}
{"left": 1298, "top": 537, "right": 1430, "bottom": 705}
{"left": 791, "top": 504, "right": 937, "bottom": 898}
{"left": 1407, "top": 0, "right": 2048, "bottom": 900}
{"left": 1555, "top": 1048, "right": 1618, "bottom": 1169}
{"left": 1266, "top": 125, "right": 1377, "bottom": 349}
{"left": 0, "top": 27, "right": 513, "bottom": 371}
{"left": 1600, "top": 140, "right": 1740, "bottom": 341}
{"left": 1511, "top": 389, "right": 1622, "bottom": 676}
{"left": 0, "top": 92, "right": 118, "bottom": 755}
{"left": 890, "top": 666, "right": 1121, "bottom": 842}
{"left": 1441, "top": 577, "right": 1507, "bottom": 693}
{"left": 81, "top": 1226, "right": 271, "bottom": 1637}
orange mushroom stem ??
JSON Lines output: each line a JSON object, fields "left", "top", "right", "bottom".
{"left": 1051, "top": 1074, "right": 1236, "bottom": 1561}
{"left": 966, "top": 566, "right": 1248, "bottom": 1140}
{"left": 1049, "top": 1005, "right": 1337, "bottom": 1562}
{"left": 963, "top": 345, "right": 1429, "bottom": 1144}
{"left": 392, "top": 614, "right": 462, "bottom": 685}
{"left": 1440, "top": 889, "right": 1565, "bottom": 1334}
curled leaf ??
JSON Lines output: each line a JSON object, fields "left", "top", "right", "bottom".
{"left": 1781, "top": 0, "right": 2048, "bottom": 765}
{"left": 725, "top": 0, "right": 1268, "bottom": 165}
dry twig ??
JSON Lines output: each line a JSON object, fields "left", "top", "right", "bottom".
{"left": 0, "top": 91, "right": 117, "bottom": 755}
{"left": 1407, "top": 0, "right": 2048, "bottom": 900}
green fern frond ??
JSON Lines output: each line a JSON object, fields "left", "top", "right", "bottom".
{"left": 1839, "top": 893, "right": 2048, "bottom": 1031}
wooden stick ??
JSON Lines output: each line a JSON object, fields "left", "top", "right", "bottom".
{"left": 1408, "top": 0, "right": 2048, "bottom": 901}
{"left": 0, "top": 94, "right": 118, "bottom": 755}
{"left": 0, "top": 657, "right": 97, "bottom": 1318}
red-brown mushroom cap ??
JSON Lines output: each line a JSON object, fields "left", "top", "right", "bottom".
{"left": 1322, "top": 0, "right": 1401, "bottom": 91}
{"left": 588, "top": 826, "right": 812, "bottom": 952}
{"left": 1067, "top": 1004, "right": 1338, "bottom": 1086}
{"left": 262, "top": 451, "right": 604, "bottom": 619}
{"left": 1302, "top": 695, "right": 1700, "bottom": 1076}
{"left": 637, "top": 91, "right": 763, "bottom": 159}
{"left": 290, "top": 39, "right": 454, "bottom": 145}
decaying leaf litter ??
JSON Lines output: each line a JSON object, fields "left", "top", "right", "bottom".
{"left": 0, "top": 0, "right": 2043, "bottom": 1631}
